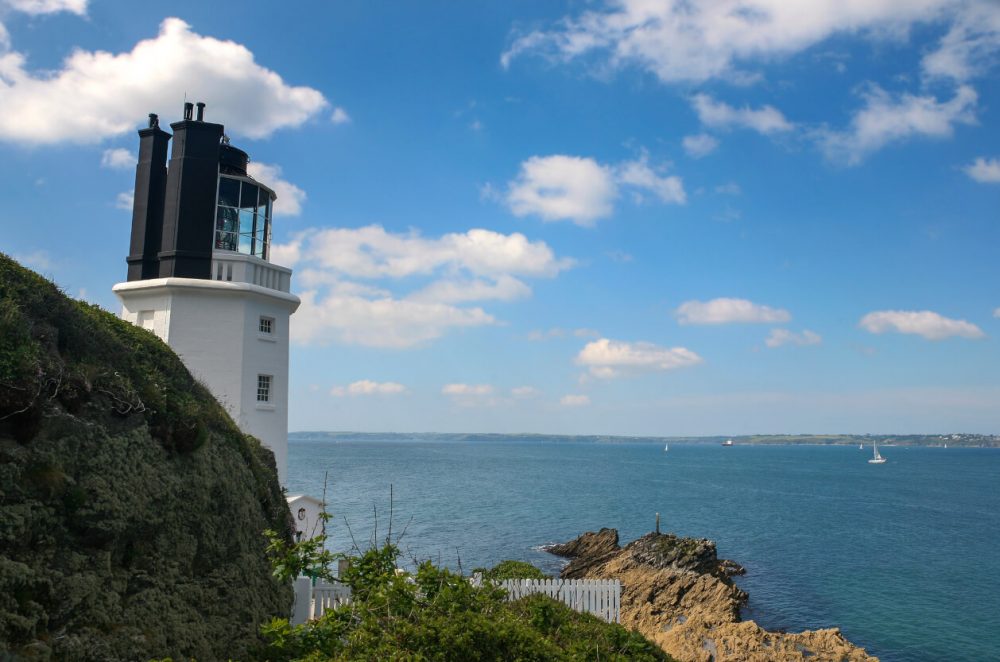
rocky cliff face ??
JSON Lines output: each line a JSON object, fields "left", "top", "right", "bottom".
{"left": 0, "top": 254, "right": 293, "bottom": 661}
{"left": 549, "top": 529, "right": 877, "bottom": 662}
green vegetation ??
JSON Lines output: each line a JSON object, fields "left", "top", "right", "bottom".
{"left": 0, "top": 254, "right": 293, "bottom": 660}
{"left": 258, "top": 545, "right": 674, "bottom": 662}
{"left": 473, "top": 559, "right": 548, "bottom": 582}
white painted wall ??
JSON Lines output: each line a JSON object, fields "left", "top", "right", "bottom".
{"left": 114, "top": 275, "right": 300, "bottom": 485}
{"left": 286, "top": 494, "right": 324, "bottom": 541}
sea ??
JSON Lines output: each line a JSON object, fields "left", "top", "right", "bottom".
{"left": 286, "top": 437, "right": 1000, "bottom": 662}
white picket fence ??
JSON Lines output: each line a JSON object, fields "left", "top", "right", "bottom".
{"left": 496, "top": 578, "right": 621, "bottom": 624}
{"left": 291, "top": 577, "right": 352, "bottom": 624}
{"left": 291, "top": 576, "right": 621, "bottom": 625}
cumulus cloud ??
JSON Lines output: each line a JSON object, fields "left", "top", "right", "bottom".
{"left": 6, "top": 0, "right": 86, "bottom": 15}
{"left": 765, "top": 328, "right": 822, "bottom": 348}
{"left": 331, "top": 380, "right": 407, "bottom": 397}
{"left": 0, "top": 18, "right": 327, "bottom": 145}
{"left": 994, "top": 307, "right": 1000, "bottom": 318}
{"left": 100, "top": 147, "right": 135, "bottom": 169}
{"left": 676, "top": 298, "right": 791, "bottom": 325}
{"left": 409, "top": 275, "right": 532, "bottom": 304}
{"left": 506, "top": 155, "right": 617, "bottom": 225}
{"left": 964, "top": 157, "right": 1000, "bottom": 183}
{"left": 11, "top": 249, "right": 52, "bottom": 270}
{"left": 294, "top": 289, "right": 495, "bottom": 348}
{"left": 115, "top": 190, "right": 133, "bottom": 211}
{"left": 246, "top": 162, "right": 306, "bottom": 217}
{"left": 501, "top": 1, "right": 997, "bottom": 86}
{"left": 859, "top": 310, "right": 984, "bottom": 340}
{"left": 576, "top": 338, "right": 702, "bottom": 379}
{"left": 682, "top": 133, "right": 719, "bottom": 158}
{"left": 817, "top": 84, "right": 977, "bottom": 165}
{"left": 921, "top": 2, "right": 1000, "bottom": 82}
{"left": 527, "top": 327, "right": 599, "bottom": 341}
{"left": 691, "top": 94, "right": 794, "bottom": 135}
{"left": 442, "top": 384, "right": 494, "bottom": 396}
{"left": 330, "top": 107, "right": 351, "bottom": 124}
{"left": 280, "top": 225, "right": 571, "bottom": 348}
{"left": 504, "top": 153, "right": 685, "bottom": 226}
{"left": 560, "top": 394, "right": 590, "bottom": 407}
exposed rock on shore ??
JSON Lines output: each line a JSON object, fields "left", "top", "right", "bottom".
{"left": 548, "top": 529, "right": 876, "bottom": 662}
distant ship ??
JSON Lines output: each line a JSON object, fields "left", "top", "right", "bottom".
{"left": 664, "top": 443, "right": 669, "bottom": 452}
{"left": 722, "top": 439, "right": 734, "bottom": 447}
{"left": 859, "top": 444, "right": 864, "bottom": 450}
{"left": 868, "top": 443, "right": 887, "bottom": 464}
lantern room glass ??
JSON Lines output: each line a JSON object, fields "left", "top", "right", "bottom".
{"left": 215, "top": 175, "right": 271, "bottom": 259}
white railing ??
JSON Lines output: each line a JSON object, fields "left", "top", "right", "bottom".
{"left": 497, "top": 578, "right": 621, "bottom": 624}
{"left": 291, "top": 577, "right": 352, "bottom": 624}
{"left": 291, "top": 576, "right": 621, "bottom": 625}
{"left": 211, "top": 252, "right": 291, "bottom": 292}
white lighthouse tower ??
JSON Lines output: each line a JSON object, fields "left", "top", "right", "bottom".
{"left": 112, "top": 103, "right": 300, "bottom": 486}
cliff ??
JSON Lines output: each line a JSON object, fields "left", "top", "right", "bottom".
{"left": 549, "top": 529, "right": 877, "bottom": 662}
{"left": 0, "top": 254, "right": 293, "bottom": 660}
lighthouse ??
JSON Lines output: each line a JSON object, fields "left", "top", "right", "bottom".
{"left": 113, "top": 102, "right": 300, "bottom": 486}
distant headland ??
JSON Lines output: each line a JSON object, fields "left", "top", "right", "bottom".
{"left": 290, "top": 431, "right": 1000, "bottom": 448}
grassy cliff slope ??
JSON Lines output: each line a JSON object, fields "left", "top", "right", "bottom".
{"left": 0, "top": 254, "right": 293, "bottom": 660}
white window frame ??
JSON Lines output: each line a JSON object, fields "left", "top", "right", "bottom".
{"left": 256, "top": 374, "right": 273, "bottom": 404}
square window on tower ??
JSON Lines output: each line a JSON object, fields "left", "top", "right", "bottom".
{"left": 259, "top": 316, "right": 274, "bottom": 335}
{"left": 257, "top": 374, "right": 272, "bottom": 403}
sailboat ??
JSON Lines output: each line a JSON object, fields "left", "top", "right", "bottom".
{"left": 859, "top": 444, "right": 864, "bottom": 450}
{"left": 868, "top": 443, "right": 887, "bottom": 464}
{"left": 664, "top": 443, "right": 669, "bottom": 452}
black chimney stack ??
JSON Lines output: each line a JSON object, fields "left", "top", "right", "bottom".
{"left": 196, "top": 102, "right": 205, "bottom": 121}
{"left": 126, "top": 113, "right": 171, "bottom": 281}
{"left": 158, "top": 102, "right": 223, "bottom": 279}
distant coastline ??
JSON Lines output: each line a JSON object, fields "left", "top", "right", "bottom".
{"left": 290, "top": 431, "right": 1000, "bottom": 448}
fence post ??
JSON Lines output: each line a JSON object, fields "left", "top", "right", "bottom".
{"left": 291, "top": 576, "right": 312, "bottom": 625}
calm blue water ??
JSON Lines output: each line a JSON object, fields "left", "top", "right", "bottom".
{"left": 287, "top": 439, "right": 1000, "bottom": 662}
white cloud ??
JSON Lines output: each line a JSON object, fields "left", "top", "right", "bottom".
{"left": 0, "top": 18, "right": 327, "bottom": 145}
{"left": 691, "top": 94, "right": 794, "bottom": 135}
{"left": 506, "top": 155, "right": 617, "bottom": 225}
{"left": 504, "top": 153, "right": 685, "bottom": 225}
{"left": 331, "top": 380, "right": 406, "bottom": 397}
{"left": 676, "top": 298, "right": 791, "bottom": 325}
{"left": 293, "top": 289, "right": 495, "bottom": 348}
{"left": 115, "top": 190, "right": 133, "bottom": 210}
{"left": 818, "top": 84, "right": 977, "bottom": 165}
{"left": 246, "top": 162, "right": 306, "bottom": 217}
{"left": 615, "top": 155, "right": 686, "bottom": 204}
{"left": 527, "top": 327, "right": 599, "bottom": 341}
{"left": 410, "top": 274, "right": 531, "bottom": 304}
{"left": 682, "top": 133, "right": 719, "bottom": 158}
{"left": 330, "top": 107, "right": 351, "bottom": 124}
{"left": 0, "top": 22, "right": 9, "bottom": 52}
{"left": 994, "top": 307, "right": 1000, "bottom": 318}
{"left": 511, "top": 386, "right": 540, "bottom": 398}
{"left": 442, "top": 383, "right": 494, "bottom": 396}
{"left": 715, "top": 182, "right": 742, "bottom": 195}
{"left": 765, "top": 328, "right": 822, "bottom": 348}
{"left": 576, "top": 338, "right": 702, "bottom": 379}
{"left": 280, "top": 225, "right": 571, "bottom": 348}
{"left": 859, "top": 310, "right": 985, "bottom": 340}
{"left": 501, "top": 1, "right": 991, "bottom": 85}
{"left": 288, "top": 225, "right": 572, "bottom": 279}
{"left": 11, "top": 249, "right": 52, "bottom": 271}
{"left": 921, "top": 2, "right": 1000, "bottom": 82}
{"left": 964, "top": 157, "right": 1000, "bottom": 183}
{"left": 100, "top": 147, "right": 135, "bottom": 169}
{"left": 6, "top": 0, "right": 86, "bottom": 15}
{"left": 560, "top": 394, "right": 591, "bottom": 407}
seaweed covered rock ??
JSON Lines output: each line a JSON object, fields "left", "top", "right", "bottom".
{"left": 0, "top": 254, "right": 293, "bottom": 660}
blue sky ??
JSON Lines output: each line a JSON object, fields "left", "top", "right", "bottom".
{"left": 2, "top": 0, "right": 998, "bottom": 435}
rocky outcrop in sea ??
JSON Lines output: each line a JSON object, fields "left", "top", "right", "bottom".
{"left": 547, "top": 529, "right": 877, "bottom": 662}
